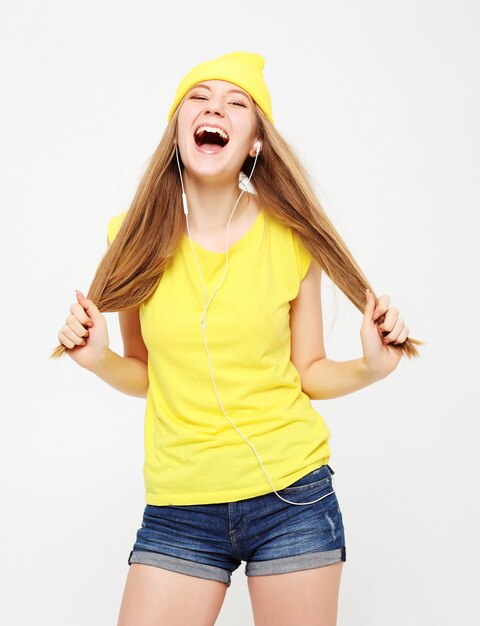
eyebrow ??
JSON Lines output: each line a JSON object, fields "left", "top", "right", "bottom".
{"left": 189, "top": 83, "right": 251, "bottom": 100}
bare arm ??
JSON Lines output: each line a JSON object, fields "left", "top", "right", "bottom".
{"left": 299, "top": 356, "right": 383, "bottom": 400}
{"left": 85, "top": 349, "right": 148, "bottom": 398}
{"left": 290, "top": 259, "right": 384, "bottom": 401}
{"left": 82, "top": 237, "right": 149, "bottom": 398}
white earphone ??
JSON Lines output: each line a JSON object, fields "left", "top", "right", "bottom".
{"left": 174, "top": 141, "right": 335, "bottom": 506}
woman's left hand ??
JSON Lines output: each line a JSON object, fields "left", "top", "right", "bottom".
{"left": 360, "top": 289, "right": 409, "bottom": 379}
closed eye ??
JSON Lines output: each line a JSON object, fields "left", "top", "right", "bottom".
{"left": 191, "top": 96, "right": 246, "bottom": 107}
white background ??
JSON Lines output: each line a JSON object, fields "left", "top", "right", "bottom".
{"left": 1, "top": 1, "right": 478, "bottom": 624}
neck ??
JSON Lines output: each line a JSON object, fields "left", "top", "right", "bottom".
{"left": 182, "top": 171, "right": 250, "bottom": 233}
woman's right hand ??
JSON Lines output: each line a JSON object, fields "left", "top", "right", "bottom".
{"left": 58, "top": 290, "right": 110, "bottom": 369}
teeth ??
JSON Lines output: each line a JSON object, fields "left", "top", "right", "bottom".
{"left": 194, "top": 125, "right": 229, "bottom": 141}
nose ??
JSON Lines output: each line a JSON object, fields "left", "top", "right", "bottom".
{"left": 202, "top": 97, "right": 225, "bottom": 117}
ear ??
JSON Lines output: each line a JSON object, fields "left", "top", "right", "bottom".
{"left": 248, "top": 138, "right": 262, "bottom": 158}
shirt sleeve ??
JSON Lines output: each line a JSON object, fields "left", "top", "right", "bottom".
{"left": 292, "top": 231, "right": 312, "bottom": 281}
{"left": 107, "top": 210, "right": 128, "bottom": 245}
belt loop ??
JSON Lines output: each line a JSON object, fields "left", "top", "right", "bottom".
{"left": 327, "top": 464, "right": 335, "bottom": 475}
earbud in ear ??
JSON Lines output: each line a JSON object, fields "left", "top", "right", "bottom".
{"left": 254, "top": 141, "right": 262, "bottom": 154}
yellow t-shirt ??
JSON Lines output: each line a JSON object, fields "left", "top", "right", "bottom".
{"left": 107, "top": 207, "right": 331, "bottom": 505}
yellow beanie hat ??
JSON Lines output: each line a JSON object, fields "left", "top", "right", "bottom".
{"left": 167, "top": 51, "right": 274, "bottom": 126}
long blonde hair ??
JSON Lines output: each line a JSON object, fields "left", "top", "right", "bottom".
{"left": 50, "top": 101, "right": 424, "bottom": 359}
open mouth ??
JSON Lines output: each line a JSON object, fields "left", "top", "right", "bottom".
{"left": 193, "top": 127, "right": 229, "bottom": 153}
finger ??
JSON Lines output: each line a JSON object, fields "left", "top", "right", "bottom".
{"left": 65, "top": 312, "right": 90, "bottom": 340}
{"left": 69, "top": 302, "right": 94, "bottom": 327}
{"left": 363, "top": 288, "right": 376, "bottom": 321}
{"left": 61, "top": 324, "right": 87, "bottom": 347}
{"left": 383, "top": 317, "right": 405, "bottom": 343}
{"left": 75, "top": 290, "right": 99, "bottom": 322}
{"left": 378, "top": 307, "right": 400, "bottom": 333}
{"left": 393, "top": 325, "right": 409, "bottom": 344}
{"left": 58, "top": 332, "right": 76, "bottom": 349}
{"left": 372, "top": 294, "right": 391, "bottom": 321}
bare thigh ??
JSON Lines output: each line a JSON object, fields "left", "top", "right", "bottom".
{"left": 247, "top": 561, "right": 344, "bottom": 626}
{"left": 117, "top": 563, "right": 228, "bottom": 626}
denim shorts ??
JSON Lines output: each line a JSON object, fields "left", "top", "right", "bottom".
{"left": 127, "top": 463, "right": 346, "bottom": 587}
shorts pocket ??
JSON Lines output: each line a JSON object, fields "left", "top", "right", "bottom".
{"left": 279, "top": 466, "right": 332, "bottom": 493}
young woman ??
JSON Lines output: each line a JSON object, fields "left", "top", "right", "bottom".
{"left": 51, "top": 51, "right": 422, "bottom": 626}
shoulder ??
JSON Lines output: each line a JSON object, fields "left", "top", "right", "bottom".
{"left": 263, "top": 212, "right": 312, "bottom": 282}
{"left": 291, "top": 230, "right": 312, "bottom": 282}
{"left": 107, "top": 210, "right": 128, "bottom": 244}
